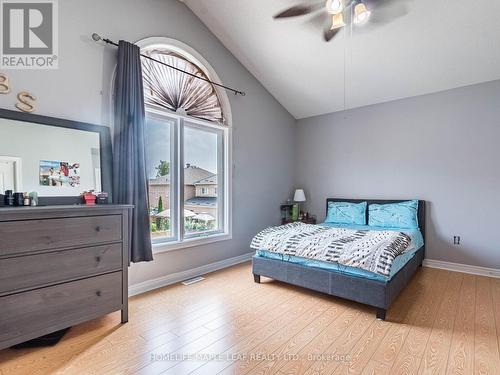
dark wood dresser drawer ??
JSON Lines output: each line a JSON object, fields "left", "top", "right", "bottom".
{"left": 0, "top": 215, "right": 122, "bottom": 256}
{"left": 0, "top": 272, "right": 123, "bottom": 344}
{"left": 0, "top": 243, "right": 123, "bottom": 295}
{"left": 0, "top": 204, "right": 131, "bottom": 351}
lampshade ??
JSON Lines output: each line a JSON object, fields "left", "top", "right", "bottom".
{"left": 331, "top": 13, "right": 345, "bottom": 30}
{"left": 294, "top": 189, "right": 306, "bottom": 202}
{"left": 353, "top": 2, "right": 371, "bottom": 25}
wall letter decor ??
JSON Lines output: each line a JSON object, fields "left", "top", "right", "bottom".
{"left": 15, "top": 92, "right": 37, "bottom": 112}
{"left": 0, "top": 73, "right": 10, "bottom": 94}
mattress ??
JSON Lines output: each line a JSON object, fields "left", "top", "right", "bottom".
{"left": 253, "top": 222, "right": 424, "bottom": 282}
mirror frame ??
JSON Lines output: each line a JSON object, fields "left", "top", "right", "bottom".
{"left": 0, "top": 108, "right": 113, "bottom": 205}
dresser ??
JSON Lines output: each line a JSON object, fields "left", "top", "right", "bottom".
{"left": 0, "top": 204, "right": 132, "bottom": 350}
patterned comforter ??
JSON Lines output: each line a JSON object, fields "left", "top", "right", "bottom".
{"left": 250, "top": 222, "right": 412, "bottom": 277}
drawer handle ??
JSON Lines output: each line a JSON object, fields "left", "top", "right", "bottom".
{"left": 95, "top": 256, "right": 102, "bottom": 263}
{"left": 96, "top": 290, "right": 102, "bottom": 297}
{"left": 95, "top": 226, "right": 101, "bottom": 232}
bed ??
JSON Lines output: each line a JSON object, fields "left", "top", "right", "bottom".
{"left": 251, "top": 198, "right": 425, "bottom": 320}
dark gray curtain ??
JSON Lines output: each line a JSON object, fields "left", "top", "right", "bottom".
{"left": 113, "top": 40, "right": 153, "bottom": 263}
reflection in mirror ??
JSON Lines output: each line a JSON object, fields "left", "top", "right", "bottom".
{"left": 0, "top": 118, "right": 101, "bottom": 197}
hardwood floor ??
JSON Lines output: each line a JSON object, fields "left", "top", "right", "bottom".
{"left": 1, "top": 262, "right": 499, "bottom": 375}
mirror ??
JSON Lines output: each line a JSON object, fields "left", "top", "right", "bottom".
{"left": 0, "top": 109, "right": 112, "bottom": 204}
{"left": 0, "top": 118, "right": 101, "bottom": 195}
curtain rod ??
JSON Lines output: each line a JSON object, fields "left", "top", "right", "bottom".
{"left": 92, "top": 33, "right": 246, "bottom": 96}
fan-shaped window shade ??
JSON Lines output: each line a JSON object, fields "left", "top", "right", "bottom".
{"left": 142, "top": 48, "right": 225, "bottom": 125}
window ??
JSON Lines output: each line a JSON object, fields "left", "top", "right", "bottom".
{"left": 142, "top": 47, "right": 225, "bottom": 124}
{"left": 183, "top": 124, "right": 222, "bottom": 236}
{"left": 145, "top": 116, "right": 174, "bottom": 240}
{"left": 141, "top": 38, "right": 231, "bottom": 251}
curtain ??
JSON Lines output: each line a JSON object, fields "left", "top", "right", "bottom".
{"left": 113, "top": 40, "right": 153, "bottom": 263}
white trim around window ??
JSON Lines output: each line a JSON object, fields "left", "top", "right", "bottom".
{"left": 147, "top": 107, "right": 232, "bottom": 254}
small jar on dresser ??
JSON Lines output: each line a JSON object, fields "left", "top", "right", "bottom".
{"left": 0, "top": 204, "right": 132, "bottom": 351}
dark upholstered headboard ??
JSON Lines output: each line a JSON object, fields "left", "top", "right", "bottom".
{"left": 325, "top": 198, "right": 426, "bottom": 253}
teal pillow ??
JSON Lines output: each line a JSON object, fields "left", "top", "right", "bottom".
{"left": 325, "top": 201, "right": 367, "bottom": 225}
{"left": 368, "top": 200, "right": 419, "bottom": 229}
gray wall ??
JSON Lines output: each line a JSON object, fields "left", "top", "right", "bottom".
{"left": 296, "top": 80, "right": 500, "bottom": 269}
{"left": 0, "top": 0, "right": 296, "bottom": 286}
{"left": 2, "top": 0, "right": 497, "bottom": 285}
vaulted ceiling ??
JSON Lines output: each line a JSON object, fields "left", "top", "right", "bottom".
{"left": 184, "top": 0, "right": 500, "bottom": 119}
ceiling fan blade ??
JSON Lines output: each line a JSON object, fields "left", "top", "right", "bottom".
{"left": 324, "top": 27, "right": 341, "bottom": 42}
{"left": 364, "top": 0, "right": 411, "bottom": 24}
{"left": 364, "top": 0, "right": 412, "bottom": 8}
{"left": 304, "top": 10, "right": 328, "bottom": 29}
{"left": 273, "top": 2, "right": 324, "bottom": 19}
{"left": 370, "top": 4, "right": 408, "bottom": 24}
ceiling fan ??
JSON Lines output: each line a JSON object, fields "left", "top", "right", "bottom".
{"left": 273, "top": 0, "right": 407, "bottom": 42}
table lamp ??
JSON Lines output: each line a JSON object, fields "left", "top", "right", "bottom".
{"left": 293, "top": 189, "right": 306, "bottom": 218}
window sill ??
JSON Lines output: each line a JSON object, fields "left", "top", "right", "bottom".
{"left": 152, "top": 232, "right": 232, "bottom": 254}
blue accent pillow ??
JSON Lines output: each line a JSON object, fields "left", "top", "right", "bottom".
{"left": 368, "top": 200, "right": 419, "bottom": 229}
{"left": 325, "top": 201, "right": 367, "bottom": 225}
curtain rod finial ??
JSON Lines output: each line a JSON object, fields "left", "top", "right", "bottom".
{"left": 92, "top": 33, "right": 102, "bottom": 42}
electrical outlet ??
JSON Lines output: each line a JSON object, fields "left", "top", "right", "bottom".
{"left": 453, "top": 236, "right": 461, "bottom": 245}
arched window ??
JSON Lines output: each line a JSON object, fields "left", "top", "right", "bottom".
{"left": 138, "top": 37, "right": 232, "bottom": 250}
{"left": 142, "top": 48, "right": 225, "bottom": 124}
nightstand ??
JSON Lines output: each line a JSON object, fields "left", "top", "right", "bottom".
{"left": 281, "top": 217, "right": 317, "bottom": 225}
{"left": 301, "top": 217, "right": 317, "bottom": 224}
{"left": 280, "top": 204, "right": 317, "bottom": 225}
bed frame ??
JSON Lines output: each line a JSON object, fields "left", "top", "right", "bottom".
{"left": 252, "top": 199, "right": 425, "bottom": 320}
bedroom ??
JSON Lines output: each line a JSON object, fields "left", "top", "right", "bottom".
{"left": 0, "top": 0, "right": 498, "bottom": 374}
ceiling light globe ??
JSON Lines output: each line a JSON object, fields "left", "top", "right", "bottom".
{"left": 326, "top": 0, "right": 343, "bottom": 15}
{"left": 353, "top": 2, "right": 371, "bottom": 24}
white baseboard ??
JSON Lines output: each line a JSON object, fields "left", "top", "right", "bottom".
{"left": 128, "top": 252, "right": 254, "bottom": 297}
{"left": 129, "top": 254, "right": 499, "bottom": 297}
{"left": 423, "top": 259, "right": 500, "bottom": 279}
